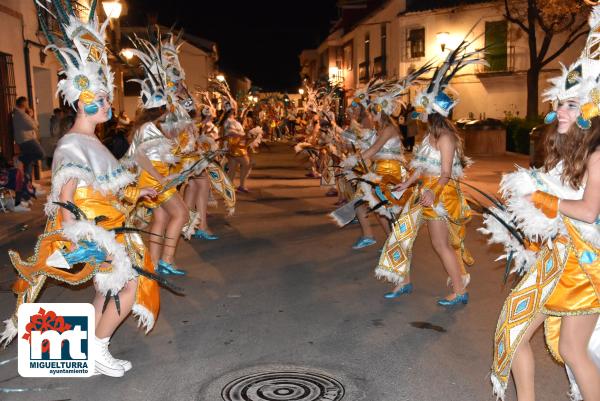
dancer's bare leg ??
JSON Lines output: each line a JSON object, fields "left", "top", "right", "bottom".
{"left": 159, "top": 194, "right": 188, "bottom": 264}
{"left": 377, "top": 215, "right": 391, "bottom": 236}
{"left": 356, "top": 204, "right": 374, "bottom": 239}
{"left": 427, "top": 219, "right": 464, "bottom": 297}
{"left": 195, "top": 174, "right": 212, "bottom": 233}
{"left": 184, "top": 179, "right": 199, "bottom": 209}
{"left": 559, "top": 314, "right": 600, "bottom": 400}
{"left": 227, "top": 158, "right": 240, "bottom": 187}
{"left": 148, "top": 206, "right": 168, "bottom": 266}
{"left": 239, "top": 155, "right": 251, "bottom": 189}
{"left": 95, "top": 279, "right": 137, "bottom": 338}
{"left": 512, "top": 313, "right": 546, "bottom": 401}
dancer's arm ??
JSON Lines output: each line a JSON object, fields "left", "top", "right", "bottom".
{"left": 58, "top": 178, "right": 78, "bottom": 225}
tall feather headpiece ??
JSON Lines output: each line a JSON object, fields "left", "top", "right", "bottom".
{"left": 34, "top": 0, "right": 114, "bottom": 108}
{"left": 413, "top": 24, "right": 488, "bottom": 120}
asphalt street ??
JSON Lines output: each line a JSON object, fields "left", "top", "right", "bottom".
{"left": 0, "top": 143, "right": 569, "bottom": 401}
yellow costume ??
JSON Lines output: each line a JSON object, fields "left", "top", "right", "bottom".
{"left": 484, "top": 165, "right": 600, "bottom": 400}
{"left": 1, "top": 133, "right": 160, "bottom": 345}
{"left": 376, "top": 134, "right": 473, "bottom": 284}
{"left": 126, "top": 122, "right": 178, "bottom": 209}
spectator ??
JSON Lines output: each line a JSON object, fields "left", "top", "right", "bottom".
{"left": 47, "top": 108, "right": 65, "bottom": 166}
{"left": 12, "top": 96, "right": 45, "bottom": 194}
{"left": 406, "top": 105, "right": 417, "bottom": 152}
{"left": 0, "top": 154, "right": 35, "bottom": 212}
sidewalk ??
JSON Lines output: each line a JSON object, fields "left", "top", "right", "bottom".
{"left": 0, "top": 178, "right": 49, "bottom": 247}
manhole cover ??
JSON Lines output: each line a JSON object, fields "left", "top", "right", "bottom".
{"left": 221, "top": 370, "right": 345, "bottom": 401}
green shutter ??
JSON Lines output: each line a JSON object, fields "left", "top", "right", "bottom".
{"left": 485, "top": 21, "right": 507, "bottom": 72}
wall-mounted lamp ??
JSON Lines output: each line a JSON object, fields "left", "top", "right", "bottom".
{"left": 121, "top": 49, "right": 134, "bottom": 60}
{"left": 436, "top": 32, "right": 450, "bottom": 52}
{"left": 102, "top": 0, "right": 122, "bottom": 19}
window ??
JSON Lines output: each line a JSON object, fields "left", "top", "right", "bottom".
{"left": 364, "top": 33, "right": 370, "bottom": 65}
{"left": 0, "top": 52, "right": 16, "bottom": 158}
{"left": 408, "top": 28, "right": 425, "bottom": 59}
{"left": 374, "top": 56, "right": 386, "bottom": 77}
{"left": 38, "top": 1, "right": 90, "bottom": 36}
{"left": 359, "top": 61, "right": 369, "bottom": 83}
{"left": 343, "top": 41, "right": 353, "bottom": 71}
{"left": 381, "top": 24, "right": 387, "bottom": 57}
{"left": 485, "top": 21, "right": 508, "bottom": 72}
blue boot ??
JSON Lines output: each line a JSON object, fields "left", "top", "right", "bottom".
{"left": 384, "top": 283, "right": 414, "bottom": 299}
{"left": 156, "top": 260, "right": 187, "bottom": 276}
{"left": 192, "top": 230, "right": 219, "bottom": 240}
{"left": 437, "top": 292, "right": 469, "bottom": 307}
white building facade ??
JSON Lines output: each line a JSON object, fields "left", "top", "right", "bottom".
{"left": 304, "top": 0, "right": 586, "bottom": 121}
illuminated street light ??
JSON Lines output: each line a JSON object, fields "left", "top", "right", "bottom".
{"left": 329, "top": 66, "right": 339, "bottom": 79}
{"left": 121, "top": 49, "right": 134, "bottom": 60}
{"left": 298, "top": 88, "right": 304, "bottom": 95}
{"left": 102, "top": 0, "right": 122, "bottom": 19}
{"left": 216, "top": 74, "right": 225, "bottom": 82}
{"left": 436, "top": 32, "right": 450, "bottom": 52}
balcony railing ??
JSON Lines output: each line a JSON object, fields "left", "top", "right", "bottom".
{"left": 476, "top": 45, "right": 515, "bottom": 74}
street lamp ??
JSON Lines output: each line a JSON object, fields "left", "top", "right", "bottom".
{"left": 102, "top": 0, "right": 122, "bottom": 19}
{"left": 436, "top": 32, "right": 450, "bottom": 52}
{"left": 216, "top": 74, "right": 225, "bottom": 82}
{"left": 121, "top": 49, "right": 134, "bottom": 60}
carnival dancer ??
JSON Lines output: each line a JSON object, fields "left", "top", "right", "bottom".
{"left": 123, "top": 34, "right": 190, "bottom": 276}
{"left": 1, "top": 0, "right": 166, "bottom": 377}
{"left": 223, "top": 104, "right": 251, "bottom": 193}
{"left": 376, "top": 36, "right": 482, "bottom": 304}
{"left": 482, "top": 8, "right": 600, "bottom": 399}
{"left": 341, "top": 80, "right": 412, "bottom": 250}
{"left": 181, "top": 100, "right": 219, "bottom": 240}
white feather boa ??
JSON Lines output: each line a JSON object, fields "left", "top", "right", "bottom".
{"left": 62, "top": 220, "right": 134, "bottom": 296}
{"left": 500, "top": 168, "right": 564, "bottom": 242}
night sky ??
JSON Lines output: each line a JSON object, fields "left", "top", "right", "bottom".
{"left": 122, "top": 0, "right": 339, "bottom": 92}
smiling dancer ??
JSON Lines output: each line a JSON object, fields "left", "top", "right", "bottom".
{"left": 482, "top": 8, "right": 600, "bottom": 400}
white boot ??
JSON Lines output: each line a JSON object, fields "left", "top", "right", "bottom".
{"left": 93, "top": 336, "right": 125, "bottom": 377}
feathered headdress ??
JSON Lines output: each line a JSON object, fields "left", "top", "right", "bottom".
{"left": 34, "top": 0, "right": 114, "bottom": 108}
{"left": 197, "top": 91, "right": 216, "bottom": 118}
{"left": 160, "top": 28, "right": 186, "bottom": 85}
{"left": 158, "top": 27, "right": 195, "bottom": 113}
{"left": 370, "top": 61, "right": 435, "bottom": 116}
{"left": 542, "top": 5, "right": 600, "bottom": 129}
{"left": 413, "top": 25, "right": 488, "bottom": 121}
{"left": 124, "top": 34, "right": 169, "bottom": 109}
{"left": 350, "top": 79, "right": 391, "bottom": 110}
{"left": 209, "top": 76, "right": 237, "bottom": 113}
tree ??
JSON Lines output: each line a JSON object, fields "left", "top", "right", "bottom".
{"left": 504, "top": 0, "right": 589, "bottom": 120}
